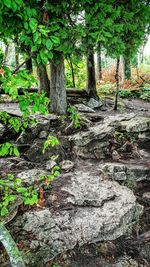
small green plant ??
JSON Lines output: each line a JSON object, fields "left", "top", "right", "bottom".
{"left": 114, "top": 131, "right": 138, "bottom": 145}
{"left": 0, "top": 111, "right": 9, "bottom": 124}
{"left": 42, "top": 136, "right": 61, "bottom": 186}
{"left": 97, "top": 83, "right": 114, "bottom": 99}
{"left": 0, "top": 142, "right": 20, "bottom": 157}
{"left": 0, "top": 173, "right": 38, "bottom": 218}
{"left": 118, "top": 89, "right": 132, "bottom": 98}
{"left": 42, "top": 136, "right": 60, "bottom": 154}
{"left": 40, "top": 166, "right": 61, "bottom": 186}
{"left": 123, "top": 178, "right": 137, "bottom": 190}
{"left": 67, "top": 105, "right": 81, "bottom": 129}
{"left": 140, "top": 87, "right": 150, "bottom": 101}
{"left": 51, "top": 263, "right": 61, "bottom": 267}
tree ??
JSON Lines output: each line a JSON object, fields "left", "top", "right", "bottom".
{"left": 96, "top": 42, "right": 102, "bottom": 83}
{"left": 45, "top": 0, "right": 83, "bottom": 113}
{"left": 86, "top": 47, "right": 97, "bottom": 99}
{"left": 0, "top": 0, "right": 60, "bottom": 112}
{"left": 104, "top": 0, "right": 150, "bottom": 109}
{"left": 117, "top": 0, "right": 150, "bottom": 82}
{"left": 37, "top": 64, "right": 50, "bottom": 97}
{"left": 82, "top": 0, "right": 120, "bottom": 100}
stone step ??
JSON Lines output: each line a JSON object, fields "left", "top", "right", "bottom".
{"left": 99, "top": 161, "right": 150, "bottom": 182}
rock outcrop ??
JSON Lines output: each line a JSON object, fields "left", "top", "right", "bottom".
{"left": 10, "top": 169, "right": 143, "bottom": 266}
{"left": 99, "top": 162, "right": 150, "bottom": 182}
{"left": 0, "top": 122, "right": 5, "bottom": 137}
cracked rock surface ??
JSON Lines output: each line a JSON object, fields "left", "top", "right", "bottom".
{"left": 11, "top": 169, "right": 143, "bottom": 266}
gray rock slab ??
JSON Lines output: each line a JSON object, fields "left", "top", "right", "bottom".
{"left": 17, "top": 169, "right": 48, "bottom": 187}
{"left": 75, "top": 104, "right": 95, "bottom": 113}
{"left": 0, "top": 123, "right": 5, "bottom": 137}
{"left": 12, "top": 170, "right": 143, "bottom": 264}
{"left": 99, "top": 162, "right": 150, "bottom": 181}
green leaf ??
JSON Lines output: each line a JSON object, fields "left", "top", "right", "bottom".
{"left": 33, "top": 32, "right": 39, "bottom": 43}
{"left": 51, "top": 36, "right": 60, "bottom": 44}
{"left": 29, "top": 18, "right": 38, "bottom": 32}
{"left": 16, "top": 187, "right": 26, "bottom": 193}
{"left": 4, "top": 0, "right": 12, "bottom": 9}
{"left": 47, "top": 51, "right": 53, "bottom": 60}
{"left": 13, "top": 146, "right": 20, "bottom": 157}
{"left": 15, "top": 0, "right": 23, "bottom": 6}
{"left": 1, "top": 207, "right": 8, "bottom": 216}
{"left": 40, "top": 49, "right": 48, "bottom": 64}
{"left": 15, "top": 178, "right": 22, "bottom": 184}
{"left": 46, "top": 39, "right": 53, "bottom": 50}
{"left": 24, "top": 22, "right": 28, "bottom": 30}
{"left": 36, "top": 54, "right": 41, "bottom": 65}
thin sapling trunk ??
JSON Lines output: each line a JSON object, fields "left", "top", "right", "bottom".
{"left": 114, "top": 58, "right": 120, "bottom": 111}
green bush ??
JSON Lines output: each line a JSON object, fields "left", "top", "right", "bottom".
{"left": 140, "top": 87, "right": 150, "bottom": 101}
{"left": 97, "top": 83, "right": 114, "bottom": 99}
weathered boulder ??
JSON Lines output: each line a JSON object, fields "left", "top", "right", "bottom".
{"left": 75, "top": 104, "right": 95, "bottom": 113}
{"left": 45, "top": 159, "right": 57, "bottom": 171}
{"left": 0, "top": 157, "right": 35, "bottom": 172}
{"left": 140, "top": 242, "right": 150, "bottom": 262}
{"left": 118, "top": 116, "right": 150, "bottom": 132}
{"left": 138, "top": 131, "right": 150, "bottom": 151}
{"left": 70, "top": 123, "right": 113, "bottom": 159}
{"left": 11, "top": 170, "right": 143, "bottom": 266}
{"left": 17, "top": 169, "right": 48, "bottom": 187}
{"left": 17, "top": 114, "right": 60, "bottom": 144}
{"left": 70, "top": 113, "right": 150, "bottom": 160}
{"left": 0, "top": 122, "right": 5, "bottom": 137}
{"left": 87, "top": 98, "right": 103, "bottom": 109}
{"left": 106, "top": 114, "right": 150, "bottom": 133}
{"left": 99, "top": 162, "right": 150, "bottom": 182}
{"left": 142, "top": 192, "right": 150, "bottom": 205}
{"left": 60, "top": 160, "right": 75, "bottom": 172}
{"left": 24, "top": 138, "right": 65, "bottom": 162}
{"left": 112, "top": 256, "right": 139, "bottom": 267}
{"left": 67, "top": 256, "right": 139, "bottom": 267}
{"left": 0, "top": 158, "right": 14, "bottom": 171}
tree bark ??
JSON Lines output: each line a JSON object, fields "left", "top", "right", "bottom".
{"left": 86, "top": 48, "right": 98, "bottom": 99}
{"left": 15, "top": 45, "right": 19, "bottom": 69}
{"left": 114, "top": 58, "right": 120, "bottom": 111}
{"left": 121, "top": 56, "right": 125, "bottom": 84}
{"left": 69, "top": 57, "right": 76, "bottom": 88}
{"left": 96, "top": 42, "right": 102, "bottom": 83}
{"left": 50, "top": 55, "right": 67, "bottom": 114}
{"left": 124, "top": 52, "right": 131, "bottom": 80}
{"left": 0, "top": 222, "right": 25, "bottom": 267}
{"left": 37, "top": 64, "right": 50, "bottom": 97}
{"left": 3, "top": 45, "right": 9, "bottom": 65}
{"left": 25, "top": 48, "right": 33, "bottom": 74}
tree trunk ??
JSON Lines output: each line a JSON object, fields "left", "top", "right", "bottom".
{"left": 124, "top": 52, "right": 131, "bottom": 80}
{"left": 25, "top": 48, "right": 33, "bottom": 74}
{"left": 114, "top": 58, "right": 120, "bottom": 111}
{"left": 26, "top": 58, "right": 33, "bottom": 74}
{"left": 0, "top": 222, "right": 25, "bottom": 267}
{"left": 121, "top": 56, "right": 125, "bottom": 84}
{"left": 15, "top": 45, "right": 19, "bottom": 69}
{"left": 86, "top": 48, "right": 98, "bottom": 99}
{"left": 50, "top": 55, "right": 67, "bottom": 114}
{"left": 69, "top": 57, "right": 76, "bottom": 88}
{"left": 37, "top": 64, "right": 50, "bottom": 97}
{"left": 96, "top": 42, "right": 102, "bottom": 83}
{"left": 3, "top": 45, "right": 9, "bottom": 65}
